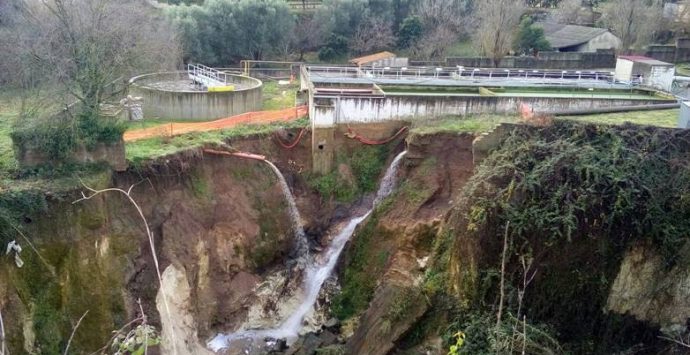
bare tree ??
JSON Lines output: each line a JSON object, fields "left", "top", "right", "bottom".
{"left": 415, "top": 0, "right": 465, "bottom": 34}
{"left": 602, "top": 0, "right": 663, "bottom": 52}
{"left": 410, "top": 26, "right": 457, "bottom": 60}
{"left": 292, "top": 13, "right": 326, "bottom": 61}
{"left": 350, "top": 16, "right": 397, "bottom": 55}
{"left": 474, "top": 0, "right": 527, "bottom": 67}
{"left": 13, "top": 0, "right": 180, "bottom": 115}
{"left": 410, "top": 0, "right": 470, "bottom": 60}
{"left": 550, "top": 0, "right": 584, "bottom": 24}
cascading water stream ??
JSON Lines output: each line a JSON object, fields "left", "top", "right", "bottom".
{"left": 264, "top": 160, "right": 308, "bottom": 256}
{"left": 209, "top": 151, "right": 408, "bottom": 353}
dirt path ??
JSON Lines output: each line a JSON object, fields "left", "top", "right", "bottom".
{"left": 124, "top": 105, "right": 308, "bottom": 142}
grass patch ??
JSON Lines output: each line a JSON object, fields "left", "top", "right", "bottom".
{"left": 262, "top": 80, "right": 300, "bottom": 111}
{"left": 446, "top": 40, "right": 479, "bottom": 57}
{"left": 331, "top": 208, "right": 391, "bottom": 320}
{"left": 307, "top": 145, "right": 389, "bottom": 203}
{"left": 559, "top": 109, "right": 679, "bottom": 128}
{"left": 125, "top": 117, "right": 308, "bottom": 165}
{"left": 411, "top": 115, "right": 518, "bottom": 134}
{"left": 676, "top": 63, "right": 690, "bottom": 76}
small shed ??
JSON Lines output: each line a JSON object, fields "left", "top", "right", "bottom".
{"left": 540, "top": 23, "right": 621, "bottom": 52}
{"left": 349, "top": 51, "right": 408, "bottom": 68}
{"left": 615, "top": 56, "right": 675, "bottom": 91}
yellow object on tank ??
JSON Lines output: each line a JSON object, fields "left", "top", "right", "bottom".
{"left": 208, "top": 85, "right": 235, "bottom": 92}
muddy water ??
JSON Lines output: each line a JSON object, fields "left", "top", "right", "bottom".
{"left": 208, "top": 151, "right": 408, "bottom": 353}
{"left": 264, "top": 160, "right": 308, "bottom": 257}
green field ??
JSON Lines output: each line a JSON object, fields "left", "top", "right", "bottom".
{"left": 125, "top": 117, "right": 309, "bottom": 166}
{"left": 559, "top": 109, "right": 679, "bottom": 128}
{"left": 410, "top": 115, "right": 519, "bottom": 134}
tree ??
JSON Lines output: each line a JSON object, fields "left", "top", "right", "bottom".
{"left": 397, "top": 15, "right": 423, "bottom": 48}
{"left": 292, "top": 13, "right": 327, "bottom": 61}
{"left": 550, "top": 0, "right": 585, "bottom": 24}
{"left": 168, "top": 0, "right": 294, "bottom": 65}
{"left": 8, "top": 0, "right": 180, "bottom": 161}
{"left": 514, "top": 18, "right": 552, "bottom": 55}
{"left": 314, "top": 0, "right": 369, "bottom": 39}
{"left": 474, "top": 0, "right": 527, "bottom": 67}
{"left": 409, "top": 0, "right": 471, "bottom": 60}
{"left": 15, "top": 0, "right": 179, "bottom": 111}
{"left": 350, "top": 16, "right": 397, "bottom": 54}
{"left": 602, "top": 0, "right": 663, "bottom": 52}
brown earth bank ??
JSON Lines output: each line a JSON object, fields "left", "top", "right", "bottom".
{"left": 2, "top": 122, "right": 690, "bottom": 355}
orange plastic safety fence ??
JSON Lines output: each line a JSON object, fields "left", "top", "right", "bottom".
{"left": 124, "top": 105, "right": 308, "bottom": 142}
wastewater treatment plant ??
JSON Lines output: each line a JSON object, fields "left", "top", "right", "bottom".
{"left": 3, "top": 1, "right": 690, "bottom": 354}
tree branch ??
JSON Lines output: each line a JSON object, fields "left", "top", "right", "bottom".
{"left": 73, "top": 181, "right": 178, "bottom": 354}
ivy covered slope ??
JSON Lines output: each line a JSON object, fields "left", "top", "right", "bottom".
{"left": 430, "top": 121, "right": 690, "bottom": 353}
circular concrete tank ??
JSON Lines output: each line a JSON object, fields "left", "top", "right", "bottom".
{"left": 128, "top": 71, "right": 263, "bottom": 120}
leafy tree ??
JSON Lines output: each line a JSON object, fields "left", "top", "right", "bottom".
{"left": 318, "top": 34, "right": 349, "bottom": 61}
{"left": 168, "top": 0, "right": 294, "bottom": 65}
{"left": 514, "top": 18, "right": 551, "bottom": 55}
{"left": 397, "top": 15, "right": 423, "bottom": 48}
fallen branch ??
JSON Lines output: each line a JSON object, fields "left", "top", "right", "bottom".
{"left": 63, "top": 310, "right": 89, "bottom": 355}
{"left": 73, "top": 181, "right": 178, "bottom": 355}
{"left": 0, "top": 306, "right": 7, "bottom": 355}
{"left": 496, "top": 221, "right": 510, "bottom": 329}
{"left": 659, "top": 335, "right": 690, "bottom": 348}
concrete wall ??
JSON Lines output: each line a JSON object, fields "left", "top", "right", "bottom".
{"left": 439, "top": 51, "right": 616, "bottom": 69}
{"left": 15, "top": 140, "right": 127, "bottom": 171}
{"left": 576, "top": 32, "right": 622, "bottom": 52}
{"left": 129, "top": 72, "right": 262, "bottom": 120}
{"left": 310, "top": 94, "right": 671, "bottom": 127}
{"left": 640, "top": 38, "right": 690, "bottom": 63}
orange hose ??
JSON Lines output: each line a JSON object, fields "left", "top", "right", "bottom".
{"left": 203, "top": 149, "right": 266, "bottom": 161}
{"left": 275, "top": 127, "right": 307, "bottom": 149}
{"left": 346, "top": 126, "right": 409, "bottom": 145}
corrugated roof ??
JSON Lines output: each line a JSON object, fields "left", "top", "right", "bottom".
{"left": 618, "top": 55, "right": 674, "bottom": 66}
{"left": 349, "top": 51, "right": 396, "bottom": 66}
{"left": 539, "top": 22, "right": 610, "bottom": 49}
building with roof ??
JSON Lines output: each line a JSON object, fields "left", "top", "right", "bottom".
{"left": 615, "top": 56, "right": 675, "bottom": 91}
{"left": 349, "top": 51, "right": 408, "bottom": 68}
{"left": 540, "top": 23, "right": 621, "bottom": 52}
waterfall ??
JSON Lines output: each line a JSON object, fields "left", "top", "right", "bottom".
{"left": 264, "top": 161, "right": 308, "bottom": 256}
{"left": 209, "top": 151, "right": 408, "bottom": 353}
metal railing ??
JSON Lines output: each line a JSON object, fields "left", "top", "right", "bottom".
{"left": 304, "top": 65, "right": 624, "bottom": 86}
{"left": 187, "top": 63, "right": 230, "bottom": 88}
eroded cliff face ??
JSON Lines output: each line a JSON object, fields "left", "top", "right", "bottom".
{"left": 0, "top": 146, "right": 308, "bottom": 354}
{"left": 339, "top": 132, "right": 477, "bottom": 355}
{"left": 607, "top": 243, "right": 690, "bottom": 333}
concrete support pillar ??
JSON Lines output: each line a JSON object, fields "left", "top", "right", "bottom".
{"left": 312, "top": 126, "right": 335, "bottom": 174}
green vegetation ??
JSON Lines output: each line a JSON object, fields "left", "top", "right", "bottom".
{"left": 514, "top": 18, "right": 551, "bottom": 55}
{"left": 125, "top": 117, "right": 308, "bottom": 166}
{"left": 307, "top": 145, "right": 389, "bottom": 203}
{"left": 167, "top": 0, "right": 294, "bottom": 65}
{"left": 422, "top": 121, "right": 690, "bottom": 353}
{"left": 445, "top": 40, "right": 479, "bottom": 57}
{"left": 12, "top": 111, "right": 126, "bottom": 162}
{"left": 560, "top": 109, "right": 679, "bottom": 128}
{"left": 262, "top": 81, "right": 300, "bottom": 110}
{"left": 410, "top": 115, "right": 518, "bottom": 134}
{"left": 676, "top": 63, "right": 690, "bottom": 76}
{"left": 331, "top": 207, "right": 392, "bottom": 320}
